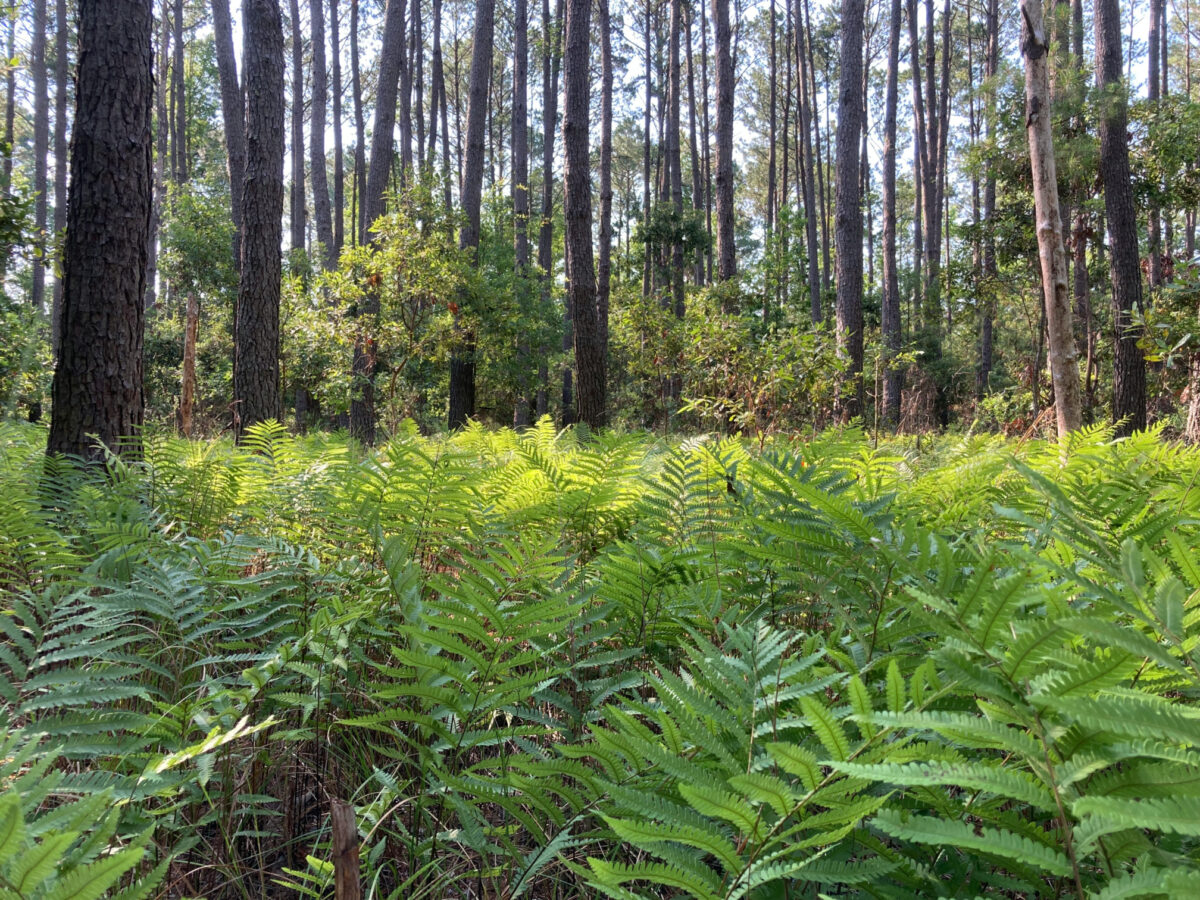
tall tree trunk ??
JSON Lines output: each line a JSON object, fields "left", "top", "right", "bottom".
{"left": 447, "top": 0, "right": 495, "bottom": 429}
{"left": 537, "top": 0, "right": 562, "bottom": 420}
{"left": 700, "top": 0, "right": 713, "bottom": 283}
{"left": 432, "top": 0, "right": 452, "bottom": 208}
{"left": 350, "top": 0, "right": 366, "bottom": 243}
{"left": 1147, "top": 0, "right": 1162, "bottom": 290}
{"left": 798, "top": 0, "right": 820, "bottom": 322}
{"left": 310, "top": 0, "right": 334, "bottom": 268}
{"left": 48, "top": 0, "right": 152, "bottom": 461}
{"left": 667, "top": 0, "right": 684, "bottom": 326}
{"left": 212, "top": 0, "right": 246, "bottom": 273}
{"left": 51, "top": 0, "right": 70, "bottom": 355}
{"left": 234, "top": 0, "right": 286, "bottom": 436}
{"left": 834, "top": 0, "right": 865, "bottom": 420}
{"left": 513, "top": 0, "right": 532, "bottom": 427}
{"left": 181, "top": 291, "right": 198, "bottom": 436}
{"left": 564, "top": 0, "right": 603, "bottom": 428}
{"left": 713, "top": 0, "right": 735, "bottom": 284}
{"left": 598, "top": 0, "right": 613, "bottom": 361}
{"left": 1022, "top": 0, "right": 1081, "bottom": 437}
{"left": 640, "top": 0, "right": 652, "bottom": 301}
{"left": 686, "top": 9, "right": 704, "bottom": 286}
{"left": 353, "top": 0, "right": 406, "bottom": 444}
{"left": 882, "top": 0, "right": 901, "bottom": 427}
{"left": 978, "top": 0, "right": 997, "bottom": 398}
{"left": 766, "top": 0, "right": 777, "bottom": 244}
{"left": 412, "top": 0, "right": 424, "bottom": 171}
{"left": 288, "top": 0, "right": 305, "bottom": 254}
{"left": 331, "top": 0, "right": 345, "bottom": 256}
{"left": 146, "top": 0, "right": 168, "bottom": 312}
{"left": 2, "top": 8, "right": 14, "bottom": 194}
{"left": 172, "top": 0, "right": 186, "bottom": 183}
{"left": 1096, "top": 0, "right": 1146, "bottom": 434}
{"left": 32, "top": 0, "right": 48, "bottom": 314}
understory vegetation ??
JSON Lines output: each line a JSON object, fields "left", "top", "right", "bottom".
{"left": 2, "top": 421, "right": 1200, "bottom": 898}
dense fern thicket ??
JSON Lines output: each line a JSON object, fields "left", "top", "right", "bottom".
{"left": 2, "top": 421, "right": 1200, "bottom": 898}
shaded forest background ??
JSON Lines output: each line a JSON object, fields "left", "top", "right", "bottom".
{"left": 2, "top": 0, "right": 1200, "bottom": 443}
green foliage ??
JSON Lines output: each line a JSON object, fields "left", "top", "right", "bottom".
{"left": 2, "top": 422, "right": 1199, "bottom": 896}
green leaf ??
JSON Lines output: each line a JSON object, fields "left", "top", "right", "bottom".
{"left": 799, "top": 695, "right": 850, "bottom": 762}
{"left": 679, "top": 782, "right": 762, "bottom": 838}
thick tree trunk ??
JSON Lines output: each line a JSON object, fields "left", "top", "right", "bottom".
{"left": 289, "top": 0, "right": 305, "bottom": 253}
{"left": 563, "top": 0, "right": 603, "bottom": 428}
{"left": 48, "top": 0, "right": 152, "bottom": 461}
{"left": 1096, "top": 0, "right": 1146, "bottom": 435}
{"left": 310, "top": 0, "right": 334, "bottom": 269}
{"left": 234, "top": 0, "right": 286, "bottom": 436}
{"left": 212, "top": 0, "right": 246, "bottom": 274}
{"left": 32, "top": 0, "right": 48, "bottom": 314}
{"left": 1022, "top": 0, "right": 1081, "bottom": 437}
{"left": 712, "top": 0, "right": 735, "bottom": 284}
{"left": 882, "top": 0, "right": 901, "bottom": 427}
{"left": 447, "top": 0, "right": 495, "bottom": 429}
{"left": 834, "top": 0, "right": 865, "bottom": 420}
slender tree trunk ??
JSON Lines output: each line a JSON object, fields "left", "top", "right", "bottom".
{"left": 537, "top": 0, "right": 563, "bottom": 420}
{"left": 882, "top": 0, "right": 902, "bottom": 426}
{"left": 700, "top": 0, "right": 713, "bottom": 282}
{"left": 564, "top": 0, "right": 604, "bottom": 427}
{"left": 798, "top": 0, "right": 820, "bottom": 322}
{"left": 310, "top": 0, "right": 334, "bottom": 268}
{"left": 432, "top": 0, "right": 451, "bottom": 208}
{"left": 51, "top": 0, "right": 70, "bottom": 355}
{"left": 1022, "top": 0, "right": 1081, "bottom": 437}
{"left": 641, "top": 0, "right": 652, "bottom": 300}
{"left": 331, "top": 0, "right": 345, "bottom": 256}
{"left": 686, "top": 10, "right": 704, "bottom": 286}
{"left": 668, "top": 0, "right": 684, "bottom": 326}
{"left": 978, "top": 0, "right": 997, "bottom": 399}
{"left": 766, "top": 0, "right": 777, "bottom": 244}
{"left": 447, "top": 0, "right": 495, "bottom": 429}
{"left": 212, "top": 0, "right": 246, "bottom": 273}
{"left": 352, "top": 0, "right": 406, "bottom": 444}
{"left": 146, "top": 0, "right": 168, "bottom": 312}
{"left": 834, "top": 0, "right": 865, "bottom": 420}
{"left": 172, "top": 0, "right": 186, "bottom": 183}
{"left": 713, "top": 0, "right": 735, "bottom": 284}
{"left": 234, "top": 0, "right": 286, "bottom": 436}
{"left": 48, "top": 0, "right": 152, "bottom": 461}
{"left": 598, "top": 0, "right": 613, "bottom": 361}
{"left": 289, "top": 0, "right": 305, "bottom": 253}
{"left": 1147, "top": 0, "right": 1162, "bottom": 289}
{"left": 1096, "top": 0, "right": 1146, "bottom": 434}
{"left": 2, "top": 9, "right": 14, "bottom": 194}
{"left": 181, "top": 292, "right": 198, "bottom": 436}
{"left": 412, "top": 0, "right": 424, "bottom": 172}
{"left": 513, "top": 0, "right": 532, "bottom": 427}
{"left": 351, "top": 0, "right": 366, "bottom": 243}
{"left": 32, "top": 0, "right": 48, "bottom": 313}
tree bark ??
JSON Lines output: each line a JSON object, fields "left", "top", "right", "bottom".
{"left": 798, "top": 0, "right": 820, "bottom": 322}
{"left": 978, "top": 0, "right": 997, "bottom": 399}
{"left": 667, "top": 0, "right": 684, "bottom": 327}
{"left": 51, "top": 0, "right": 70, "bottom": 355}
{"left": 598, "top": 0, "right": 614, "bottom": 361}
{"left": 1147, "top": 0, "right": 1162, "bottom": 290}
{"left": 234, "top": 0, "right": 286, "bottom": 436}
{"left": 563, "top": 0, "right": 603, "bottom": 428}
{"left": 172, "top": 0, "right": 186, "bottom": 183}
{"left": 712, "top": 0, "right": 735, "bottom": 284}
{"left": 537, "top": 0, "right": 563, "bottom": 420}
{"left": 32, "top": 0, "right": 48, "bottom": 314}
{"left": 146, "top": 0, "right": 168, "bottom": 312}
{"left": 882, "top": 0, "right": 901, "bottom": 427}
{"left": 447, "top": 0, "right": 495, "bottom": 429}
{"left": 834, "top": 0, "right": 865, "bottom": 420}
{"left": 331, "top": 0, "right": 345, "bottom": 256}
{"left": 350, "top": 0, "right": 366, "bottom": 243}
{"left": 181, "top": 292, "right": 198, "bottom": 436}
{"left": 513, "top": 0, "right": 532, "bottom": 427}
{"left": 48, "top": 0, "right": 152, "bottom": 461}
{"left": 212, "top": 0, "right": 246, "bottom": 274}
{"left": 352, "top": 0, "right": 406, "bottom": 444}
{"left": 1022, "top": 0, "right": 1082, "bottom": 438}
{"left": 310, "top": 0, "right": 335, "bottom": 269}
{"left": 289, "top": 0, "right": 305, "bottom": 253}
{"left": 1096, "top": 0, "right": 1146, "bottom": 435}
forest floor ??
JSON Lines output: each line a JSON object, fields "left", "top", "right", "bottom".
{"left": 1, "top": 420, "right": 1199, "bottom": 898}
